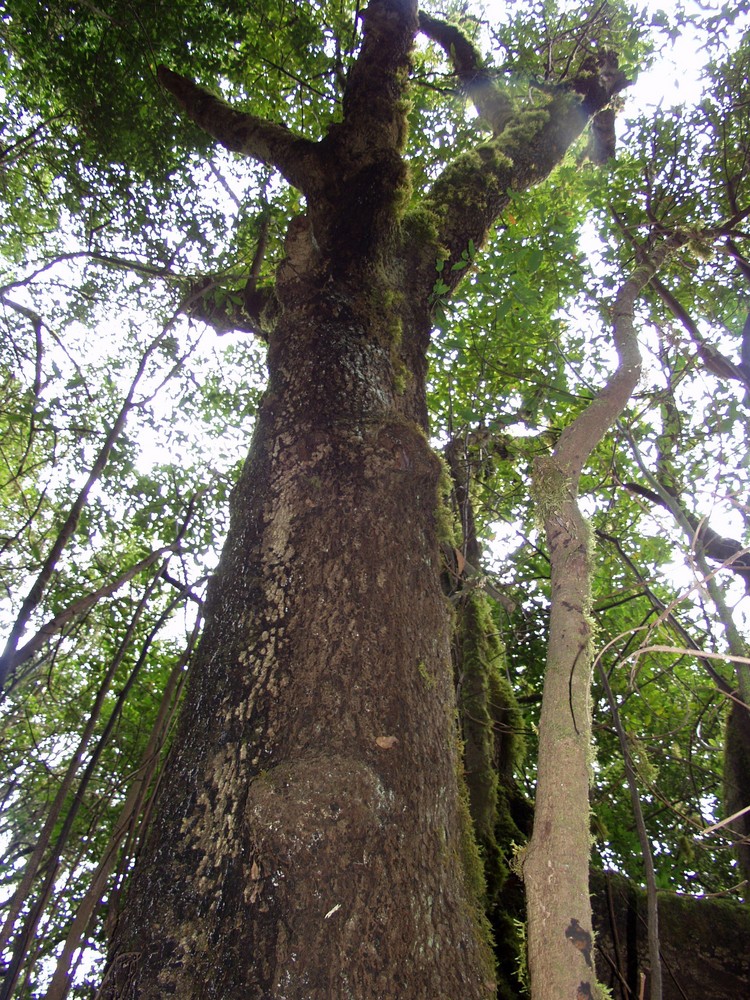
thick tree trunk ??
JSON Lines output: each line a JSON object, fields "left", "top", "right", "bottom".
{"left": 100, "top": 278, "right": 495, "bottom": 997}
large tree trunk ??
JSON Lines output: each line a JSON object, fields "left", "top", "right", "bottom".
{"left": 100, "top": 256, "right": 495, "bottom": 998}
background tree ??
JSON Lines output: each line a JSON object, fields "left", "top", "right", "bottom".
{"left": 1, "top": 1, "right": 749, "bottom": 999}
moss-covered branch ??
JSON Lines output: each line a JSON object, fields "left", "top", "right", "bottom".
{"left": 183, "top": 277, "right": 276, "bottom": 339}
{"left": 420, "top": 55, "right": 629, "bottom": 292}
{"left": 417, "top": 12, "right": 513, "bottom": 133}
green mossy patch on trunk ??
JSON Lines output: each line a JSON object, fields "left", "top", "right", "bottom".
{"left": 455, "top": 589, "right": 529, "bottom": 1000}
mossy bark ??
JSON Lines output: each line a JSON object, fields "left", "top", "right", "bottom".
{"left": 100, "top": 323, "right": 497, "bottom": 995}
{"left": 455, "top": 592, "right": 529, "bottom": 1000}
{"left": 592, "top": 872, "right": 750, "bottom": 999}
{"left": 444, "top": 433, "right": 530, "bottom": 999}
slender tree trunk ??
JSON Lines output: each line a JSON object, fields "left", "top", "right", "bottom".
{"left": 523, "top": 240, "right": 677, "bottom": 1000}
{"left": 524, "top": 479, "right": 599, "bottom": 1000}
{"left": 0, "top": 320, "right": 177, "bottom": 693}
{"left": 44, "top": 622, "right": 195, "bottom": 1000}
{"left": 0, "top": 565, "right": 169, "bottom": 969}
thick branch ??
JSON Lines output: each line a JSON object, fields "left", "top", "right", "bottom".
{"left": 422, "top": 59, "right": 629, "bottom": 291}
{"left": 418, "top": 12, "right": 513, "bottom": 133}
{"left": 156, "top": 66, "right": 319, "bottom": 192}
{"left": 338, "top": 0, "right": 418, "bottom": 156}
{"left": 184, "top": 277, "right": 276, "bottom": 339}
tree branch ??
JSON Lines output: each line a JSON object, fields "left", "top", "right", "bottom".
{"left": 596, "top": 528, "right": 734, "bottom": 694}
{"left": 184, "top": 276, "right": 277, "bottom": 339}
{"left": 623, "top": 483, "right": 750, "bottom": 592}
{"left": 417, "top": 12, "right": 513, "bottom": 133}
{"left": 422, "top": 55, "right": 629, "bottom": 292}
{"left": 597, "top": 662, "right": 663, "bottom": 1000}
{"left": 0, "top": 320, "right": 181, "bottom": 694}
{"left": 650, "top": 274, "right": 750, "bottom": 387}
{"left": 555, "top": 237, "right": 679, "bottom": 481}
{"left": 2, "top": 545, "right": 180, "bottom": 676}
{"left": 337, "top": 0, "right": 418, "bottom": 154}
{"left": 156, "top": 66, "right": 320, "bottom": 192}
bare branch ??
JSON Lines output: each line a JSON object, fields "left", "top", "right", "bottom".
{"left": 555, "top": 236, "right": 680, "bottom": 481}
{"left": 3, "top": 544, "right": 181, "bottom": 676}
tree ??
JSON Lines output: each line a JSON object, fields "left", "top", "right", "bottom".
{"left": 93, "top": 5, "right": 629, "bottom": 996}
{"left": 1, "top": 2, "right": 749, "bottom": 999}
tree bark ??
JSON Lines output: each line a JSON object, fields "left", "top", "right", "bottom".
{"left": 101, "top": 5, "right": 496, "bottom": 995}
{"left": 100, "top": 272, "right": 498, "bottom": 999}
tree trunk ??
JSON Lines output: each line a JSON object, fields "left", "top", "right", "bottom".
{"left": 725, "top": 701, "right": 750, "bottom": 894}
{"left": 523, "top": 480, "right": 599, "bottom": 1000}
{"left": 100, "top": 260, "right": 495, "bottom": 997}
{"left": 523, "top": 242, "right": 676, "bottom": 1000}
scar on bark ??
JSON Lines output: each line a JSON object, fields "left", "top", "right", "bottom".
{"left": 565, "top": 917, "right": 593, "bottom": 967}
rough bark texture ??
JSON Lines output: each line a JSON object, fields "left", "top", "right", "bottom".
{"left": 724, "top": 702, "right": 750, "bottom": 893}
{"left": 523, "top": 479, "right": 599, "bottom": 1000}
{"left": 102, "top": 5, "right": 494, "bottom": 996}
{"left": 100, "top": 324, "right": 496, "bottom": 997}
{"left": 592, "top": 872, "right": 750, "bottom": 1000}
{"left": 444, "top": 435, "right": 531, "bottom": 999}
